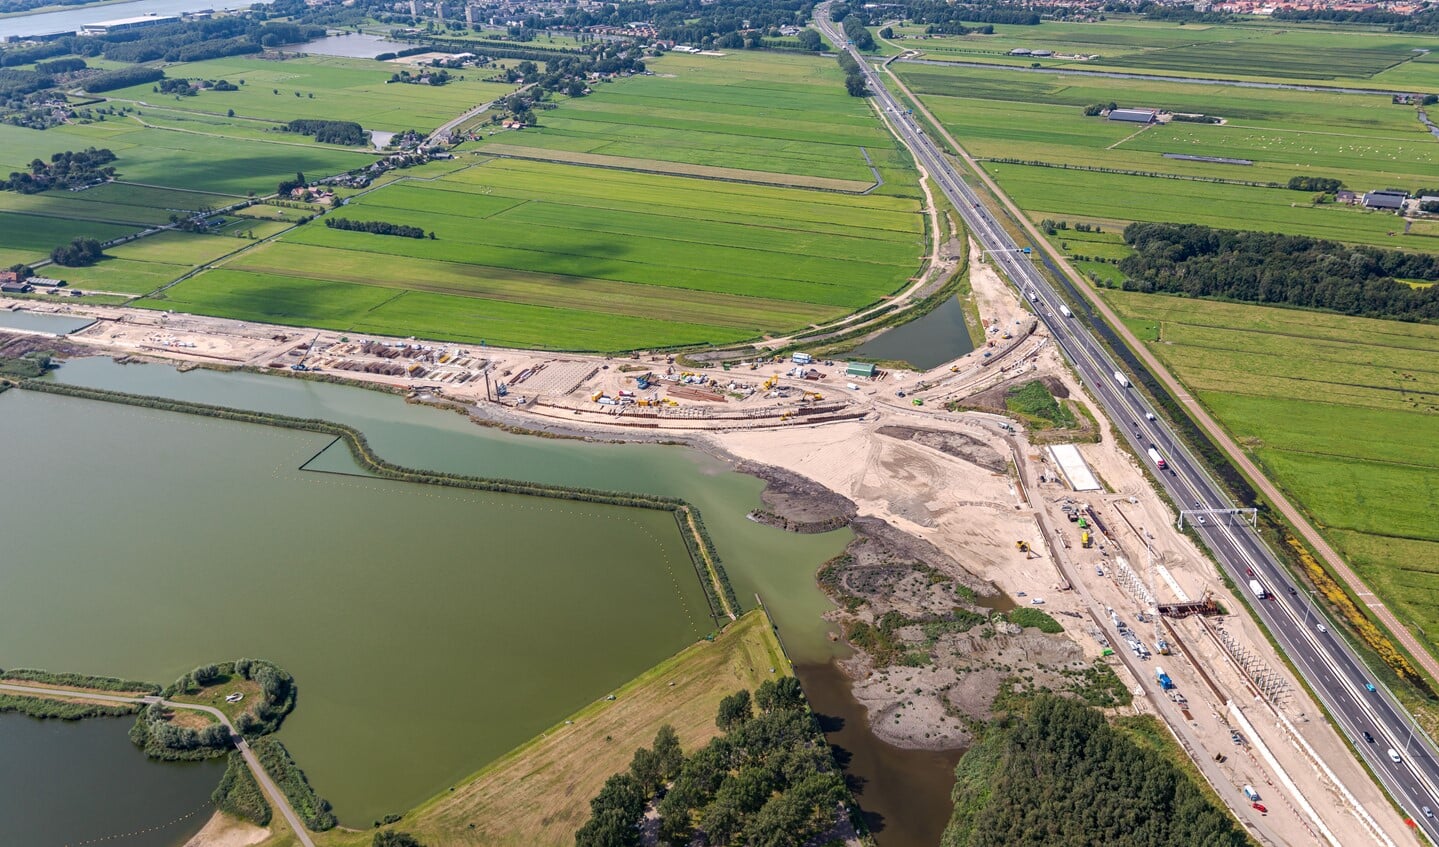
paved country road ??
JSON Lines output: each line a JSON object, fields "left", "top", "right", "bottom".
{"left": 0, "top": 682, "right": 316, "bottom": 847}
{"left": 814, "top": 6, "right": 1439, "bottom": 841}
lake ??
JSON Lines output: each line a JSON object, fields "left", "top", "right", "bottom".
{"left": 288, "top": 33, "right": 413, "bottom": 58}
{"left": 0, "top": 713, "right": 221, "bottom": 847}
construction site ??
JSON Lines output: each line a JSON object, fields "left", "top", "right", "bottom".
{"left": 0, "top": 249, "right": 1414, "bottom": 847}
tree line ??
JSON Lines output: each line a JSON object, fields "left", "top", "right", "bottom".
{"left": 2, "top": 147, "right": 116, "bottom": 193}
{"left": 1119, "top": 222, "right": 1439, "bottom": 322}
{"left": 836, "top": 51, "right": 868, "bottom": 97}
{"left": 284, "top": 119, "right": 368, "bottom": 146}
{"left": 576, "top": 678, "right": 848, "bottom": 847}
{"left": 326, "top": 218, "right": 429, "bottom": 239}
{"left": 943, "top": 695, "right": 1247, "bottom": 846}
{"left": 253, "top": 737, "right": 338, "bottom": 830}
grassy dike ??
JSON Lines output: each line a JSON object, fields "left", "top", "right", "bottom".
{"left": 13, "top": 378, "right": 740, "bottom": 620}
{"left": 266, "top": 610, "right": 789, "bottom": 847}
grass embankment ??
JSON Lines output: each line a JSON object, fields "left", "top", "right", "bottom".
{"left": 286, "top": 610, "right": 785, "bottom": 847}
{"left": 16, "top": 379, "right": 739, "bottom": 620}
{"left": 1004, "top": 379, "right": 1077, "bottom": 429}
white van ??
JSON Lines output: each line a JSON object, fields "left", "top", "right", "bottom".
{"left": 1389, "top": 748, "right": 1402, "bottom": 764}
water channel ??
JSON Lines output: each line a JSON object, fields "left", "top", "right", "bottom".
{"left": 2, "top": 357, "right": 966, "bottom": 845}
{"left": 0, "top": 713, "right": 222, "bottom": 847}
{"left": 852, "top": 296, "right": 976, "bottom": 371}
{"left": 0, "top": 308, "right": 95, "bottom": 335}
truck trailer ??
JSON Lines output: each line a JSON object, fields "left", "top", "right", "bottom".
{"left": 1059, "top": 304, "right": 1073, "bottom": 318}
{"left": 1114, "top": 370, "right": 1130, "bottom": 388}
{"left": 1146, "top": 447, "right": 1167, "bottom": 470}
{"left": 1249, "top": 579, "right": 1268, "bottom": 599}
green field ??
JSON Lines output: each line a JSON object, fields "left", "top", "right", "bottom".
{"left": 97, "top": 54, "right": 518, "bottom": 134}
{"left": 1104, "top": 291, "right": 1439, "bottom": 653}
{"left": 898, "top": 60, "right": 1439, "bottom": 248}
{"left": 467, "top": 51, "right": 918, "bottom": 196}
{"left": 890, "top": 17, "right": 1439, "bottom": 85}
{"left": 123, "top": 50, "right": 926, "bottom": 351}
{"left": 144, "top": 155, "right": 923, "bottom": 350}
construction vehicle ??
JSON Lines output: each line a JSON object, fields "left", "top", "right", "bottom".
{"left": 1081, "top": 531, "right": 1093, "bottom": 548}
{"left": 1016, "top": 541, "right": 1030, "bottom": 553}
{"left": 1155, "top": 668, "right": 1174, "bottom": 690}
{"left": 762, "top": 375, "right": 778, "bottom": 391}
{"left": 1156, "top": 639, "right": 1172, "bottom": 655}
{"left": 1077, "top": 517, "right": 1089, "bottom": 529}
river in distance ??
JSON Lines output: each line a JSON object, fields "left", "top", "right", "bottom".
{"left": 2, "top": 357, "right": 963, "bottom": 844}
{"left": 0, "top": 0, "right": 271, "bottom": 40}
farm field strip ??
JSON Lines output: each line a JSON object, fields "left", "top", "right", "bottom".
{"left": 477, "top": 143, "right": 875, "bottom": 192}
{"left": 279, "top": 222, "right": 898, "bottom": 307}
{"left": 346, "top": 187, "right": 913, "bottom": 264}
{"left": 983, "top": 162, "right": 1429, "bottom": 248}
{"left": 143, "top": 270, "right": 751, "bottom": 351}
{"left": 451, "top": 159, "right": 920, "bottom": 228}
{"left": 223, "top": 242, "right": 838, "bottom": 329}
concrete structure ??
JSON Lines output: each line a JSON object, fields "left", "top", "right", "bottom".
{"left": 77, "top": 14, "right": 177, "bottom": 36}
{"left": 1363, "top": 189, "right": 1408, "bottom": 210}
{"left": 1047, "top": 444, "right": 1102, "bottom": 492}
{"left": 1108, "top": 108, "right": 1158, "bottom": 123}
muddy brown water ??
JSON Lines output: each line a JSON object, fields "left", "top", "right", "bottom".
{"left": 796, "top": 660, "right": 964, "bottom": 847}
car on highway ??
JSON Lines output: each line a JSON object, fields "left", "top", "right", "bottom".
{"left": 1197, "top": 516, "right": 1207, "bottom": 525}
{"left": 1366, "top": 682, "right": 1378, "bottom": 693}
{"left": 1317, "top": 623, "right": 1327, "bottom": 633}
{"left": 1425, "top": 806, "right": 1433, "bottom": 819}
{"left": 1364, "top": 731, "right": 1376, "bottom": 743}
{"left": 1390, "top": 748, "right": 1403, "bottom": 764}
{"left": 1145, "top": 412, "right": 1156, "bottom": 421}
{"left": 1288, "top": 586, "right": 1297, "bottom": 596}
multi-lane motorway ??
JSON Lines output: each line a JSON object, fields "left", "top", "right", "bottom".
{"left": 813, "top": 6, "right": 1439, "bottom": 840}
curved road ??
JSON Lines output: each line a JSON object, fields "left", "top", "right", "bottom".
{"left": 0, "top": 682, "right": 316, "bottom": 847}
{"left": 815, "top": 6, "right": 1439, "bottom": 840}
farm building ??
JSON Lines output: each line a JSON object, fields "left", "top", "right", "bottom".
{"left": 846, "top": 362, "right": 877, "bottom": 379}
{"left": 78, "top": 14, "right": 177, "bottom": 35}
{"left": 1108, "top": 108, "right": 1158, "bottom": 124}
{"left": 1335, "top": 190, "right": 1358, "bottom": 205}
{"left": 1009, "top": 48, "right": 1032, "bottom": 56}
{"left": 0, "top": 281, "right": 32, "bottom": 294}
{"left": 26, "top": 277, "right": 65, "bottom": 287}
{"left": 1363, "top": 189, "right": 1408, "bottom": 210}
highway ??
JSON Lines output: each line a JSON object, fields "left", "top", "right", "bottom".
{"left": 814, "top": 5, "right": 1439, "bottom": 840}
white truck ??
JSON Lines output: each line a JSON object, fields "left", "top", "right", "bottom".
{"left": 1059, "top": 304, "right": 1073, "bottom": 318}
{"left": 1249, "top": 579, "right": 1268, "bottom": 599}
{"left": 1146, "top": 447, "right": 1167, "bottom": 470}
{"left": 1114, "top": 370, "right": 1130, "bottom": 388}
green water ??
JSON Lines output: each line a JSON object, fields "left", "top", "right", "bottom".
{"left": 5, "top": 359, "right": 851, "bottom": 828}
{"left": 852, "top": 296, "right": 976, "bottom": 371}
{"left": 0, "top": 713, "right": 222, "bottom": 847}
